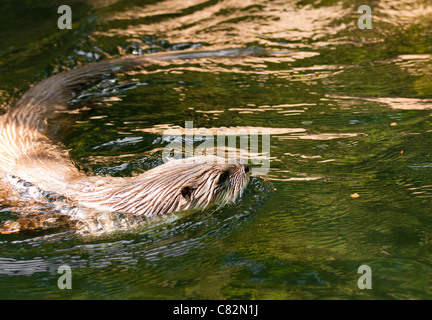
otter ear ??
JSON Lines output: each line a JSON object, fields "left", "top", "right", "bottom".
{"left": 217, "top": 169, "right": 231, "bottom": 185}
{"left": 181, "top": 185, "right": 195, "bottom": 200}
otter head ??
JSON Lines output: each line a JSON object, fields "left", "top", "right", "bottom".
{"left": 179, "top": 157, "right": 250, "bottom": 209}
{"left": 82, "top": 156, "right": 251, "bottom": 216}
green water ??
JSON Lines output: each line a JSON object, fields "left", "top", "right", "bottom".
{"left": 2, "top": 0, "right": 432, "bottom": 299}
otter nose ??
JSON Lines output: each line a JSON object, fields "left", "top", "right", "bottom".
{"left": 243, "top": 163, "right": 249, "bottom": 173}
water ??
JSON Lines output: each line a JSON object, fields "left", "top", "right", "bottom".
{"left": 1, "top": 0, "right": 432, "bottom": 299}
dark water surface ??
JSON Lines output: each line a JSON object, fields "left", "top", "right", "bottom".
{"left": 1, "top": 0, "right": 432, "bottom": 299}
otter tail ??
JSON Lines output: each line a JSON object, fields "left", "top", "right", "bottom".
{"left": 5, "top": 58, "right": 148, "bottom": 131}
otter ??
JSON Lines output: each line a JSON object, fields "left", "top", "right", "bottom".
{"left": 0, "top": 49, "right": 253, "bottom": 233}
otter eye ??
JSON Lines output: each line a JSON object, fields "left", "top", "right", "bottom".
{"left": 217, "top": 169, "right": 230, "bottom": 185}
{"left": 181, "top": 186, "right": 194, "bottom": 200}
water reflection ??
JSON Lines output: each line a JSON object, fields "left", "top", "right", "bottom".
{"left": 0, "top": 257, "right": 54, "bottom": 276}
{"left": 97, "top": 0, "right": 351, "bottom": 47}
{"left": 1, "top": 0, "right": 432, "bottom": 299}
